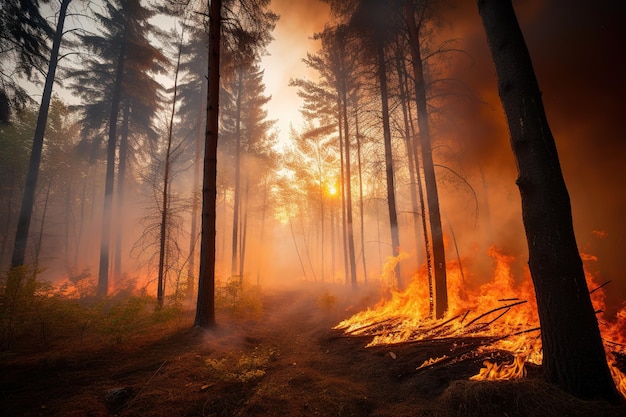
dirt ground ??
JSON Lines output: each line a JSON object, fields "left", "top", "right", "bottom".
{"left": 1, "top": 284, "right": 625, "bottom": 417}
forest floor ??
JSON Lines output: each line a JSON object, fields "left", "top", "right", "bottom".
{"left": 1, "top": 283, "right": 625, "bottom": 417}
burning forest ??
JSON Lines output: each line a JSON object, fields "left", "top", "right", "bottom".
{"left": 336, "top": 248, "right": 626, "bottom": 397}
{"left": 1, "top": 0, "right": 626, "bottom": 415}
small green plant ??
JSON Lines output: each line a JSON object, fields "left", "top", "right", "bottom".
{"left": 204, "top": 347, "right": 275, "bottom": 383}
{"left": 215, "top": 277, "right": 263, "bottom": 319}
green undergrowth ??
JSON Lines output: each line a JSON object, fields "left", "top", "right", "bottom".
{"left": 215, "top": 276, "right": 264, "bottom": 320}
{"left": 0, "top": 267, "right": 266, "bottom": 355}
{"left": 205, "top": 346, "right": 277, "bottom": 383}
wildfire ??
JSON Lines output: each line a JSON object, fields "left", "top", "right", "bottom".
{"left": 335, "top": 247, "right": 626, "bottom": 398}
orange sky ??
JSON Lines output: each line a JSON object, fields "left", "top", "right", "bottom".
{"left": 259, "top": 0, "right": 330, "bottom": 147}
{"left": 258, "top": 0, "right": 626, "bottom": 310}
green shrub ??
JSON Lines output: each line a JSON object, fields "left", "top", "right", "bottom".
{"left": 215, "top": 277, "right": 263, "bottom": 319}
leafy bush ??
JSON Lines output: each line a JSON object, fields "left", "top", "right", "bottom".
{"left": 0, "top": 266, "right": 186, "bottom": 352}
{"left": 215, "top": 277, "right": 263, "bottom": 319}
{"left": 205, "top": 347, "right": 275, "bottom": 383}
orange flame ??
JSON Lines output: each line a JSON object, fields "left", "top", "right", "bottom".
{"left": 336, "top": 246, "right": 626, "bottom": 397}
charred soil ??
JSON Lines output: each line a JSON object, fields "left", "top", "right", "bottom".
{"left": 1, "top": 285, "right": 624, "bottom": 417}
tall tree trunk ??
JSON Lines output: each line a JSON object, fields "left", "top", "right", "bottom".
{"left": 195, "top": 0, "right": 221, "bottom": 328}
{"left": 330, "top": 195, "right": 336, "bottom": 281}
{"left": 97, "top": 40, "right": 126, "bottom": 296}
{"left": 187, "top": 96, "right": 204, "bottom": 297}
{"left": 408, "top": 108, "right": 434, "bottom": 316}
{"left": 64, "top": 180, "right": 71, "bottom": 269}
{"left": 341, "top": 81, "right": 357, "bottom": 289}
{"left": 354, "top": 105, "right": 367, "bottom": 283}
{"left": 114, "top": 99, "right": 130, "bottom": 280}
{"left": 377, "top": 41, "right": 401, "bottom": 288}
{"left": 405, "top": 0, "right": 447, "bottom": 317}
{"left": 34, "top": 179, "right": 52, "bottom": 269}
{"left": 10, "top": 0, "right": 70, "bottom": 270}
{"left": 317, "top": 144, "right": 325, "bottom": 282}
{"left": 337, "top": 96, "right": 349, "bottom": 285}
{"left": 238, "top": 172, "right": 249, "bottom": 283}
{"left": 478, "top": 0, "right": 621, "bottom": 402}
{"left": 157, "top": 34, "right": 183, "bottom": 307}
{"left": 256, "top": 176, "right": 268, "bottom": 285}
{"left": 74, "top": 178, "right": 88, "bottom": 267}
{"left": 397, "top": 48, "right": 422, "bottom": 270}
{"left": 231, "top": 70, "right": 243, "bottom": 279}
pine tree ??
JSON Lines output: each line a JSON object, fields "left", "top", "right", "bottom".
{"left": 0, "top": 0, "right": 52, "bottom": 123}
{"left": 69, "top": 0, "right": 166, "bottom": 294}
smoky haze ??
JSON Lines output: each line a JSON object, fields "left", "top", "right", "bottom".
{"left": 437, "top": 0, "right": 626, "bottom": 312}
{"left": 258, "top": 0, "right": 626, "bottom": 312}
{"left": 2, "top": 0, "right": 625, "bottom": 316}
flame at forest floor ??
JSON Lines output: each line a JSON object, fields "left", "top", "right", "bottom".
{"left": 334, "top": 247, "right": 626, "bottom": 398}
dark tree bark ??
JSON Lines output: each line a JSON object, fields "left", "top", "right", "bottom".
{"left": 353, "top": 105, "right": 367, "bottom": 283}
{"left": 238, "top": 174, "right": 249, "bottom": 280}
{"left": 10, "top": 0, "right": 70, "bottom": 269}
{"left": 187, "top": 106, "right": 203, "bottom": 298}
{"left": 478, "top": 0, "right": 621, "bottom": 403}
{"left": 195, "top": 0, "right": 221, "bottom": 328}
{"left": 338, "top": 36, "right": 357, "bottom": 289}
{"left": 397, "top": 47, "right": 422, "bottom": 269}
{"left": 114, "top": 99, "right": 130, "bottom": 279}
{"left": 337, "top": 95, "right": 349, "bottom": 285}
{"left": 97, "top": 41, "right": 126, "bottom": 296}
{"left": 187, "top": 79, "right": 206, "bottom": 299}
{"left": 377, "top": 41, "right": 401, "bottom": 288}
{"left": 231, "top": 70, "right": 243, "bottom": 279}
{"left": 404, "top": 0, "right": 447, "bottom": 318}
{"left": 157, "top": 34, "right": 184, "bottom": 307}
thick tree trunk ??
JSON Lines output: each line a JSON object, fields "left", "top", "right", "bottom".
{"left": 10, "top": 0, "right": 70, "bottom": 269}
{"left": 405, "top": 0, "right": 447, "bottom": 318}
{"left": 377, "top": 42, "right": 401, "bottom": 288}
{"left": 478, "top": 0, "right": 621, "bottom": 403}
{"left": 195, "top": 0, "right": 221, "bottom": 328}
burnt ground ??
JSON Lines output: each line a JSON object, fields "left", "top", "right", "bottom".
{"left": 1, "top": 284, "right": 625, "bottom": 417}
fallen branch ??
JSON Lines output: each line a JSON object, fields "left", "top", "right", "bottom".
{"left": 339, "top": 316, "right": 405, "bottom": 336}
{"left": 464, "top": 300, "right": 527, "bottom": 328}
{"left": 473, "top": 307, "right": 511, "bottom": 332}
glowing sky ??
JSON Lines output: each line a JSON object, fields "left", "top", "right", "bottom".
{"left": 259, "top": 0, "right": 330, "bottom": 147}
{"left": 257, "top": 0, "right": 626, "bottom": 308}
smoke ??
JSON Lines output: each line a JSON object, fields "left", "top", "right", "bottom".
{"left": 433, "top": 0, "right": 626, "bottom": 313}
